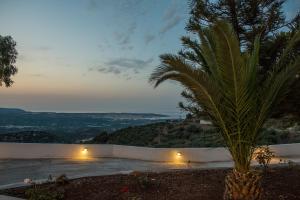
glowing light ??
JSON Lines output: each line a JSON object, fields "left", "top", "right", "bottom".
{"left": 82, "top": 148, "right": 88, "bottom": 154}
{"left": 171, "top": 151, "right": 185, "bottom": 165}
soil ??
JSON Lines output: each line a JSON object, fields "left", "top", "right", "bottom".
{"left": 1, "top": 167, "right": 300, "bottom": 200}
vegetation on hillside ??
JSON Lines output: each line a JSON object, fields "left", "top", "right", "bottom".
{"left": 0, "top": 108, "right": 167, "bottom": 143}
{"left": 91, "top": 121, "right": 220, "bottom": 147}
{"left": 90, "top": 118, "right": 300, "bottom": 148}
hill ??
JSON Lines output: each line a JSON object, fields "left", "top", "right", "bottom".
{"left": 0, "top": 108, "right": 170, "bottom": 143}
{"left": 90, "top": 117, "right": 300, "bottom": 147}
{"left": 0, "top": 108, "right": 26, "bottom": 114}
{"left": 90, "top": 120, "right": 223, "bottom": 147}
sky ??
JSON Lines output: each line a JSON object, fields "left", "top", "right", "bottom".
{"left": 0, "top": 0, "right": 299, "bottom": 114}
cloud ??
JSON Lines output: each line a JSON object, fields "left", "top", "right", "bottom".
{"left": 160, "top": 2, "right": 182, "bottom": 34}
{"left": 121, "top": 45, "right": 134, "bottom": 50}
{"left": 144, "top": 34, "right": 155, "bottom": 44}
{"left": 115, "top": 22, "right": 136, "bottom": 48}
{"left": 160, "top": 15, "right": 182, "bottom": 34}
{"left": 38, "top": 46, "right": 51, "bottom": 51}
{"left": 118, "top": 0, "right": 147, "bottom": 16}
{"left": 98, "top": 39, "right": 112, "bottom": 50}
{"left": 118, "top": 34, "right": 130, "bottom": 45}
{"left": 125, "top": 74, "right": 132, "bottom": 80}
{"left": 97, "top": 66, "right": 121, "bottom": 75}
{"left": 29, "top": 74, "right": 46, "bottom": 78}
{"left": 89, "top": 57, "right": 154, "bottom": 77}
{"left": 163, "top": 3, "right": 178, "bottom": 21}
{"left": 128, "top": 22, "right": 137, "bottom": 35}
{"left": 18, "top": 54, "right": 29, "bottom": 61}
{"left": 106, "top": 57, "right": 153, "bottom": 70}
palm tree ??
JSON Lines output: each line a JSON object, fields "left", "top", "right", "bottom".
{"left": 150, "top": 21, "right": 300, "bottom": 200}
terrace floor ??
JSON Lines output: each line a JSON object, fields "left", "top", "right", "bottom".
{"left": 0, "top": 195, "right": 23, "bottom": 200}
{"left": 0, "top": 158, "right": 233, "bottom": 189}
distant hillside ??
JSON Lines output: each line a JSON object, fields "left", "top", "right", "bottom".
{"left": 90, "top": 121, "right": 223, "bottom": 147}
{"left": 0, "top": 131, "right": 65, "bottom": 143}
{"left": 0, "top": 108, "right": 26, "bottom": 114}
{"left": 0, "top": 108, "right": 170, "bottom": 143}
{"left": 90, "top": 118, "right": 300, "bottom": 147}
{"left": 0, "top": 108, "right": 167, "bottom": 118}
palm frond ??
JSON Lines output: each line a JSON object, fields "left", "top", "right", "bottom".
{"left": 149, "top": 20, "right": 300, "bottom": 172}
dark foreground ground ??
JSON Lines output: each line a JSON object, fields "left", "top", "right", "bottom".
{"left": 1, "top": 167, "right": 300, "bottom": 200}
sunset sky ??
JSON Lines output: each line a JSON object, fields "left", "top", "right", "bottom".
{"left": 0, "top": 0, "right": 299, "bottom": 114}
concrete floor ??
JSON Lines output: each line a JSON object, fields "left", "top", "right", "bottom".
{"left": 0, "top": 158, "right": 233, "bottom": 189}
{"left": 0, "top": 195, "right": 24, "bottom": 200}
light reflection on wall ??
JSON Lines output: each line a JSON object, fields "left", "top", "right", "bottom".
{"left": 72, "top": 146, "right": 92, "bottom": 160}
{"left": 252, "top": 147, "right": 282, "bottom": 165}
{"left": 172, "top": 151, "right": 185, "bottom": 165}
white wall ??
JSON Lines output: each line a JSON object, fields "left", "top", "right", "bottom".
{"left": 0, "top": 143, "right": 112, "bottom": 159}
{"left": 0, "top": 142, "right": 299, "bottom": 163}
{"left": 269, "top": 143, "right": 300, "bottom": 158}
{"left": 113, "top": 145, "right": 232, "bottom": 162}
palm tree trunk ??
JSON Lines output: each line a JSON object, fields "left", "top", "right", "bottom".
{"left": 223, "top": 169, "right": 263, "bottom": 200}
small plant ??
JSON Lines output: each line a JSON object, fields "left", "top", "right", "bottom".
{"left": 47, "top": 174, "right": 53, "bottom": 182}
{"left": 131, "top": 172, "right": 160, "bottom": 190}
{"left": 287, "top": 160, "right": 300, "bottom": 170}
{"left": 138, "top": 175, "right": 151, "bottom": 189}
{"left": 254, "top": 146, "right": 275, "bottom": 171}
{"left": 26, "top": 186, "right": 64, "bottom": 200}
{"left": 55, "top": 174, "right": 69, "bottom": 186}
{"left": 24, "top": 178, "right": 33, "bottom": 184}
{"left": 278, "top": 158, "right": 300, "bottom": 170}
{"left": 120, "top": 186, "right": 129, "bottom": 193}
{"left": 186, "top": 160, "right": 192, "bottom": 169}
{"left": 25, "top": 174, "right": 66, "bottom": 200}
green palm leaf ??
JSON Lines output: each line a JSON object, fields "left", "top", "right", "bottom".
{"left": 150, "top": 21, "right": 300, "bottom": 172}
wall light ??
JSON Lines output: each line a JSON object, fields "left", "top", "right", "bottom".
{"left": 177, "top": 152, "right": 182, "bottom": 157}
{"left": 82, "top": 148, "right": 88, "bottom": 154}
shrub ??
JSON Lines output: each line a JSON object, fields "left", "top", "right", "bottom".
{"left": 132, "top": 172, "right": 160, "bottom": 190}
{"left": 26, "top": 187, "right": 64, "bottom": 200}
{"left": 92, "top": 131, "right": 109, "bottom": 143}
{"left": 186, "top": 124, "right": 200, "bottom": 133}
{"left": 55, "top": 174, "right": 69, "bottom": 186}
{"left": 287, "top": 160, "right": 300, "bottom": 170}
{"left": 254, "top": 146, "right": 275, "bottom": 170}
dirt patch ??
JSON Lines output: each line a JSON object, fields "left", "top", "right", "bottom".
{"left": 1, "top": 167, "right": 300, "bottom": 200}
